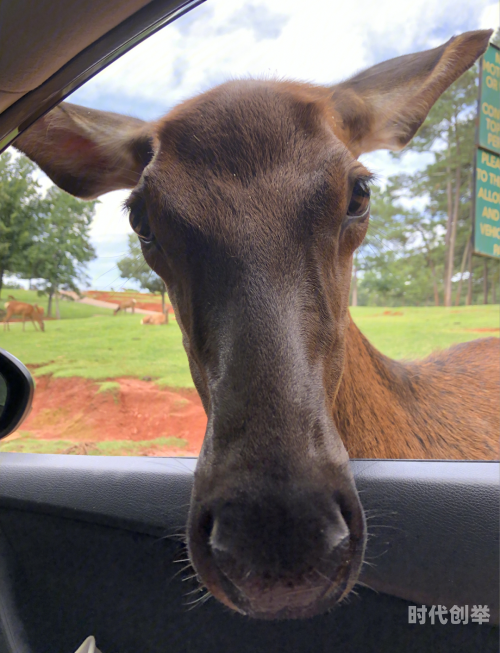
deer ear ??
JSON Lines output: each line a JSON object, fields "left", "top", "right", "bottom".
{"left": 14, "top": 102, "right": 156, "bottom": 199}
{"left": 330, "top": 29, "right": 492, "bottom": 156}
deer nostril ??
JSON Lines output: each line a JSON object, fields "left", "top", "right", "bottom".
{"left": 323, "top": 519, "right": 349, "bottom": 553}
{"left": 209, "top": 517, "right": 233, "bottom": 555}
{"left": 341, "top": 506, "right": 353, "bottom": 526}
{"left": 198, "top": 508, "right": 215, "bottom": 545}
{"left": 188, "top": 486, "right": 366, "bottom": 619}
{"left": 203, "top": 494, "right": 355, "bottom": 584}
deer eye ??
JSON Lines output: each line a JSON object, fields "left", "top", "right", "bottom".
{"left": 137, "top": 234, "right": 154, "bottom": 245}
{"left": 346, "top": 179, "right": 371, "bottom": 221}
{"left": 127, "top": 195, "right": 155, "bottom": 245}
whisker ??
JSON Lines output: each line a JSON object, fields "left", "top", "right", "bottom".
{"left": 185, "top": 587, "right": 206, "bottom": 597}
{"left": 171, "top": 563, "right": 194, "bottom": 579}
{"left": 364, "top": 548, "right": 390, "bottom": 561}
{"left": 361, "top": 559, "right": 377, "bottom": 569}
{"left": 355, "top": 580, "right": 379, "bottom": 594}
{"left": 185, "top": 591, "right": 213, "bottom": 610}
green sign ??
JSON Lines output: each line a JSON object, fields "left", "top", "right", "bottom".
{"left": 474, "top": 148, "right": 500, "bottom": 258}
{"left": 479, "top": 44, "right": 500, "bottom": 154}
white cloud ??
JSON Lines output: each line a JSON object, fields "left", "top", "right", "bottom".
{"left": 360, "top": 151, "right": 435, "bottom": 190}
{"left": 480, "top": 2, "right": 499, "bottom": 29}
{"left": 85, "top": 232, "right": 137, "bottom": 291}
{"left": 58, "top": 0, "right": 495, "bottom": 287}
{"left": 85, "top": 190, "right": 134, "bottom": 289}
{"left": 90, "top": 190, "right": 131, "bottom": 240}
{"left": 70, "top": 0, "right": 492, "bottom": 116}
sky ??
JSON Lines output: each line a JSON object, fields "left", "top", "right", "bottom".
{"left": 17, "top": 0, "right": 500, "bottom": 290}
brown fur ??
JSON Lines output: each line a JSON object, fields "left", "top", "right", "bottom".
{"left": 114, "top": 298, "right": 136, "bottom": 314}
{"left": 141, "top": 313, "right": 168, "bottom": 325}
{"left": 335, "top": 320, "right": 499, "bottom": 460}
{"left": 3, "top": 301, "right": 45, "bottom": 332}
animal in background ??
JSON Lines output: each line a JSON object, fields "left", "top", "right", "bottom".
{"left": 3, "top": 302, "right": 45, "bottom": 331}
{"left": 114, "top": 298, "right": 137, "bottom": 315}
{"left": 141, "top": 313, "right": 168, "bottom": 325}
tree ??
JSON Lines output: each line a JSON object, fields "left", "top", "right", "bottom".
{"left": 117, "top": 235, "right": 169, "bottom": 312}
{"left": 23, "top": 187, "right": 97, "bottom": 317}
{"left": 356, "top": 183, "right": 444, "bottom": 306}
{"left": 357, "top": 65, "right": 499, "bottom": 307}
{"left": 391, "top": 67, "right": 478, "bottom": 306}
{"left": 0, "top": 152, "right": 42, "bottom": 296}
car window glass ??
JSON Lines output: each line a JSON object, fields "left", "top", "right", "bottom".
{"left": 1, "top": 0, "right": 498, "bottom": 459}
{"left": 0, "top": 373, "right": 6, "bottom": 419}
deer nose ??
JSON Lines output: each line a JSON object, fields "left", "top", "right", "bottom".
{"left": 187, "top": 480, "right": 366, "bottom": 619}
{"left": 206, "top": 489, "right": 354, "bottom": 593}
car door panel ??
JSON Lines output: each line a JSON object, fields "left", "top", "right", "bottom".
{"left": 0, "top": 453, "right": 497, "bottom": 653}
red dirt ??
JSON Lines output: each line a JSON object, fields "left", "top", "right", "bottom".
{"left": 85, "top": 291, "right": 173, "bottom": 314}
{"left": 11, "top": 376, "right": 207, "bottom": 455}
{"left": 135, "top": 302, "right": 174, "bottom": 313}
{"left": 466, "top": 328, "right": 500, "bottom": 333}
{"left": 367, "top": 311, "right": 405, "bottom": 318}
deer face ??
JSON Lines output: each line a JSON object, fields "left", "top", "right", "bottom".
{"left": 128, "top": 81, "right": 369, "bottom": 618}
{"left": 15, "top": 30, "right": 491, "bottom": 619}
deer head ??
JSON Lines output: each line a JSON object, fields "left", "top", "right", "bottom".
{"left": 15, "top": 30, "right": 491, "bottom": 619}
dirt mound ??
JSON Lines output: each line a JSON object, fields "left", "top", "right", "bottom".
{"left": 12, "top": 376, "right": 207, "bottom": 455}
{"left": 466, "top": 328, "right": 500, "bottom": 333}
{"left": 366, "top": 310, "right": 405, "bottom": 318}
{"left": 86, "top": 291, "right": 173, "bottom": 314}
{"left": 134, "top": 302, "right": 174, "bottom": 313}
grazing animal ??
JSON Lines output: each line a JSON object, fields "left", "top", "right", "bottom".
{"left": 15, "top": 30, "right": 498, "bottom": 620}
{"left": 114, "top": 298, "right": 137, "bottom": 314}
{"left": 7, "top": 295, "right": 16, "bottom": 300}
{"left": 141, "top": 313, "right": 168, "bottom": 325}
{"left": 3, "top": 301, "right": 45, "bottom": 332}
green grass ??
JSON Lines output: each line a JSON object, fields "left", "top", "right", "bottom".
{"left": 0, "top": 433, "right": 188, "bottom": 455}
{"left": 96, "top": 381, "right": 121, "bottom": 393}
{"left": 350, "top": 305, "right": 499, "bottom": 360}
{"left": 1, "top": 289, "right": 113, "bottom": 319}
{"left": 1, "top": 304, "right": 498, "bottom": 456}
{"left": 96, "top": 381, "right": 121, "bottom": 404}
{"left": 0, "top": 313, "right": 194, "bottom": 387}
{"left": 0, "top": 305, "right": 497, "bottom": 386}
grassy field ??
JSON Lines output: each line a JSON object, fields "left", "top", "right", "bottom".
{"left": 351, "top": 305, "right": 499, "bottom": 360}
{"left": 0, "top": 302, "right": 498, "bottom": 384}
{"left": 0, "top": 434, "right": 188, "bottom": 456}
{"left": 1, "top": 289, "right": 114, "bottom": 319}
{"left": 87, "top": 290, "right": 163, "bottom": 304}
{"left": 1, "top": 300, "right": 497, "bottom": 456}
{"left": 0, "top": 313, "right": 193, "bottom": 387}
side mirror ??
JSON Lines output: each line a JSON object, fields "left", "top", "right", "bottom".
{"left": 0, "top": 349, "right": 34, "bottom": 440}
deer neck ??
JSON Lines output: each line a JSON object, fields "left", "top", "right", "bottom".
{"left": 333, "top": 318, "right": 449, "bottom": 459}
{"left": 333, "top": 319, "right": 413, "bottom": 458}
{"left": 333, "top": 318, "right": 498, "bottom": 460}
